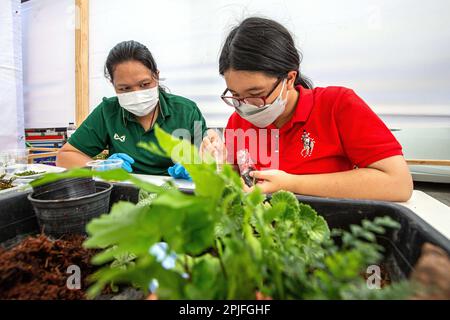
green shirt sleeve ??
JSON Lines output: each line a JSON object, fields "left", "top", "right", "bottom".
{"left": 68, "top": 102, "right": 108, "bottom": 157}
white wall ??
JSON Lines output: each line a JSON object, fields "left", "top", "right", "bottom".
{"left": 88, "top": 0, "right": 450, "bottom": 129}
{"left": 21, "top": 0, "right": 450, "bottom": 129}
{"left": 21, "top": 0, "right": 75, "bottom": 128}
{"left": 0, "top": 0, "right": 25, "bottom": 150}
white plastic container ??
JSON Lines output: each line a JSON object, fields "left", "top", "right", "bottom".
{"left": 86, "top": 159, "right": 123, "bottom": 172}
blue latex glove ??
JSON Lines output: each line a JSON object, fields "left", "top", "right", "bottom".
{"left": 167, "top": 163, "right": 192, "bottom": 181}
{"left": 109, "top": 153, "right": 135, "bottom": 173}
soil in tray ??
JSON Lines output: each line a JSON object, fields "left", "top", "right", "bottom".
{"left": 1, "top": 233, "right": 448, "bottom": 300}
{"left": 0, "top": 234, "right": 107, "bottom": 300}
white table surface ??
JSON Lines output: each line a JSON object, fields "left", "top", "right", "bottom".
{"left": 128, "top": 174, "right": 196, "bottom": 190}
{"left": 396, "top": 190, "right": 450, "bottom": 239}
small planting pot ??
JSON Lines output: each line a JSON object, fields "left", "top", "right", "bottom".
{"left": 28, "top": 180, "right": 112, "bottom": 237}
{"left": 31, "top": 177, "right": 96, "bottom": 200}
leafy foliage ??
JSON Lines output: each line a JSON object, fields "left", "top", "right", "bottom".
{"left": 33, "top": 125, "right": 412, "bottom": 299}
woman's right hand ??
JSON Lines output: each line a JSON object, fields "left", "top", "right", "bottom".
{"left": 199, "top": 129, "right": 227, "bottom": 164}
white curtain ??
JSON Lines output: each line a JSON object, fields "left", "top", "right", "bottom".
{"left": 17, "top": 0, "right": 450, "bottom": 129}
{"left": 0, "top": 0, "right": 25, "bottom": 150}
{"left": 21, "top": 0, "right": 75, "bottom": 129}
{"left": 89, "top": 0, "right": 450, "bottom": 129}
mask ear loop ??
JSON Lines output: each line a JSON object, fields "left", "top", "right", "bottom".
{"left": 149, "top": 102, "right": 159, "bottom": 130}
{"left": 279, "top": 78, "right": 289, "bottom": 104}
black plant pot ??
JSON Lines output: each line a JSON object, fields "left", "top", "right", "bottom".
{"left": 31, "top": 177, "right": 96, "bottom": 200}
{"left": 28, "top": 180, "right": 112, "bottom": 237}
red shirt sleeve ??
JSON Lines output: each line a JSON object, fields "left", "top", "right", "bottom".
{"left": 335, "top": 89, "right": 403, "bottom": 168}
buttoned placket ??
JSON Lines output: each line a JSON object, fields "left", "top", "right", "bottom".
{"left": 274, "top": 131, "right": 279, "bottom": 154}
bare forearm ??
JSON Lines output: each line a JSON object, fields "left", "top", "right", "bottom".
{"left": 56, "top": 150, "right": 92, "bottom": 169}
{"left": 284, "top": 168, "right": 413, "bottom": 202}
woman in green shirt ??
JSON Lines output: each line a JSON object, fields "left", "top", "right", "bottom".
{"left": 57, "top": 40, "right": 206, "bottom": 175}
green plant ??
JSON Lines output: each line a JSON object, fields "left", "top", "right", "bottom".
{"left": 0, "top": 174, "right": 15, "bottom": 190}
{"left": 14, "top": 170, "right": 42, "bottom": 177}
{"left": 92, "top": 150, "right": 109, "bottom": 160}
{"left": 107, "top": 249, "right": 137, "bottom": 293}
{"left": 32, "top": 125, "right": 412, "bottom": 299}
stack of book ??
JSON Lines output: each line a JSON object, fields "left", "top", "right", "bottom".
{"left": 25, "top": 128, "right": 66, "bottom": 165}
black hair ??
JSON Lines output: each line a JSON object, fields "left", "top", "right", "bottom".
{"left": 104, "top": 40, "right": 160, "bottom": 84}
{"left": 219, "top": 17, "right": 313, "bottom": 89}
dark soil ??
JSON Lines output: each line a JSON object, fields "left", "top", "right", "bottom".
{"left": 1, "top": 233, "right": 447, "bottom": 300}
{"left": 410, "top": 243, "right": 450, "bottom": 300}
{"left": 0, "top": 234, "right": 104, "bottom": 299}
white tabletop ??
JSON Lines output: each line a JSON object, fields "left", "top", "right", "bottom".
{"left": 396, "top": 190, "right": 450, "bottom": 239}
{"left": 129, "top": 173, "right": 196, "bottom": 190}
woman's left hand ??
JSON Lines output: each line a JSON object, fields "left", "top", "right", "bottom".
{"left": 246, "top": 170, "right": 292, "bottom": 194}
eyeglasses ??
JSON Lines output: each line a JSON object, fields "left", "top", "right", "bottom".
{"left": 221, "top": 78, "right": 283, "bottom": 108}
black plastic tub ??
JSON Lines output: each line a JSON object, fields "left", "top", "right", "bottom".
{"left": 27, "top": 181, "right": 113, "bottom": 238}
{"left": 1, "top": 183, "right": 449, "bottom": 280}
{"left": 291, "top": 194, "right": 450, "bottom": 280}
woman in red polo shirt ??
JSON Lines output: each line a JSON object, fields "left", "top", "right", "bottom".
{"left": 200, "top": 17, "right": 413, "bottom": 202}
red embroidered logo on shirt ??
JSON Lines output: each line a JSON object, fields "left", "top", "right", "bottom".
{"left": 301, "top": 130, "right": 315, "bottom": 157}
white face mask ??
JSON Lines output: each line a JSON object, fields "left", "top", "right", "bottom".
{"left": 117, "top": 86, "right": 159, "bottom": 117}
{"left": 235, "top": 79, "right": 289, "bottom": 128}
